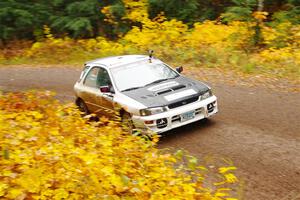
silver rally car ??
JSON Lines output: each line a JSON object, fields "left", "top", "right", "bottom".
{"left": 74, "top": 54, "right": 218, "bottom": 134}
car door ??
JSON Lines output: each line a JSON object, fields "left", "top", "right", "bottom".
{"left": 81, "top": 67, "right": 102, "bottom": 113}
{"left": 96, "top": 67, "right": 115, "bottom": 116}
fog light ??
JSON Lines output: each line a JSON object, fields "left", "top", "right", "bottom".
{"left": 207, "top": 103, "right": 215, "bottom": 113}
{"left": 156, "top": 118, "right": 168, "bottom": 129}
{"left": 144, "top": 120, "right": 154, "bottom": 125}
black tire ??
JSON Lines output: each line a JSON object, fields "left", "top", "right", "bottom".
{"left": 121, "top": 112, "right": 134, "bottom": 134}
{"left": 77, "top": 99, "right": 89, "bottom": 116}
{"left": 202, "top": 118, "right": 209, "bottom": 122}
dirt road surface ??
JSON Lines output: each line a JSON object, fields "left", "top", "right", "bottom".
{"left": 0, "top": 66, "right": 299, "bottom": 200}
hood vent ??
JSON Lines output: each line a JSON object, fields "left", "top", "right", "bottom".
{"left": 147, "top": 94, "right": 156, "bottom": 97}
{"left": 187, "top": 82, "right": 195, "bottom": 87}
{"left": 141, "top": 94, "right": 156, "bottom": 99}
{"left": 172, "top": 85, "right": 186, "bottom": 90}
{"left": 155, "top": 84, "right": 186, "bottom": 96}
{"left": 157, "top": 89, "right": 172, "bottom": 95}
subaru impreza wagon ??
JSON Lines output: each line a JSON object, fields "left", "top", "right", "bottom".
{"left": 74, "top": 54, "right": 218, "bottom": 134}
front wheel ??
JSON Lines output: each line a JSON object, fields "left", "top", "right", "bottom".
{"left": 121, "top": 112, "right": 135, "bottom": 134}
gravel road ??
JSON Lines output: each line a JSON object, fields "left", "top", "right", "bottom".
{"left": 0, "top": 66, "right": 299, "bottom": 200}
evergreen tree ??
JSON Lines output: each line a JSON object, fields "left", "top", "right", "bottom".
{"left": 49, "top": 0, "right": 104, "bottom": 38}
{"left": 0, "top": 0, "right": 299, "bottom": 42}
{"left": 0, "top": 0, "right": 51, "bottom": 42}
{"left": 148, "top": 0, "right": 199, "bottom": 24}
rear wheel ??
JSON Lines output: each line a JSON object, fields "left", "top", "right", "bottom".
{"left": 77, "top": 99, "right": 89, "bottom": 116}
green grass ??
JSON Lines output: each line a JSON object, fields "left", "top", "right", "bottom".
{"left": 1, "top": 46, "right": 299, "bottom": 81}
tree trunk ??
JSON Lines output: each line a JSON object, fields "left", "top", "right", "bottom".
{"left": 257, "top": 0, "right": 264, "bottom": 12}
{"left": 254, "top": 0, "right": 264, "bottom": 46}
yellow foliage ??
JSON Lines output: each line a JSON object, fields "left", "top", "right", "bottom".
{"left": 184, "top": 21, "right": 252, "bottom": 50}
{"left": 252, "top": 11, "right": 268, "bottom": 21}
{"left": 122, "top": 0, "right": 150, "bottom": 23}
{"left": 0, "top": 91, "right": 239, "bottom": 199}
{"left": 101, "top": 6, "right": 117, "bottom": 24}
{"left": 23, "top": 14, "right": 299, "bottom": 67}
{"left": 43, "top": 25, "right": 54, "bottom": 40}
{"left": 219, "top": 166, "right": 237, "bottom": 174}
{"left": 259, "top": 47, "right": 295, "bottom": 62}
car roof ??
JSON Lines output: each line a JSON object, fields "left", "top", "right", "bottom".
{"left": 85, "top": 55, "right": 152, "bottom": 68}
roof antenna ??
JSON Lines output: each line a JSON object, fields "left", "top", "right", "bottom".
{"left": 148, "top": 50, "right": 154, "bottom": 63}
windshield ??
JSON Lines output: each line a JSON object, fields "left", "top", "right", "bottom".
{"left": 111, "top": 61, "right": 179, "bottom": 92}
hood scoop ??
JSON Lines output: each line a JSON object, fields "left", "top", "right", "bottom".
{"left": 155, "top": 84, "right": 186, "bottom": 96}
{"left": 141, "top": 94, "right": 157, "bottom": 99}
{"left": 172, "top": 85, "right": 186, "bottom": 90}
{"left": 156, "top": 89, "right": 172, "bottom": 95}
{"left": 140, "top": 84, "right": 187, "bottom": 99}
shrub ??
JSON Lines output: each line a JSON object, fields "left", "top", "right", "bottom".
{"left": 0, "top": 91, "right": 238, "bottom": 199}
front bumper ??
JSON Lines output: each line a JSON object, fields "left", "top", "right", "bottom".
{"left": 132, "top": 95, "right": 218, "bottom": 134}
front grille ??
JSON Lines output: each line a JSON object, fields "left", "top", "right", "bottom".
{"left": 168, "top": 96, "right": 199, "bottom": 109}
{"left": 195, "top": 108, "right": 202, "bottom": 115}
{"left": 171, "top": 115, "right": 180, "bottom": 123}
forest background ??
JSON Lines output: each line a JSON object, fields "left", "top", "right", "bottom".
{"left": 0, "top": 0, "right": 299, "bottom": 79}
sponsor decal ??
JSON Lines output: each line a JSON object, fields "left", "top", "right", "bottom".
{"left": 164, "top": 89, "right": 197, "bottom": 101}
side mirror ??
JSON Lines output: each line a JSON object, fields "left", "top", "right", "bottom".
{"left": 100, "top": 86, "right": 110, "bottom": 93}
{"left": 100, "top": 86, "right": 115, "bottom": 94}
{"left": 176, "top": 66, "right": 183, "bottom": 73}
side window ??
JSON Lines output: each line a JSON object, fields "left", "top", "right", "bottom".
{"left": 79, "top": 65, "right": 90, "bottom": 81}
{"left": 97, "top": 68, "right": 112, "bottom": 87}
{"left": 84, "top": 67, "right": 100, "bottom": 88}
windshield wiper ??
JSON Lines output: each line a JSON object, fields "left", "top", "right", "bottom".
{"left": 144, "top": 77, "right": 177, "bottom": 87}
{"left": 121, "top": 76, "right": 179, "bottom": 91}
{"left": 121, "top": 86, "right": 143, "bottom": 92}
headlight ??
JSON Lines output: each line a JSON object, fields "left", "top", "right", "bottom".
{"left": 201, "top": 90, "right": 212, "bottom": 100}
{"left": 140, "top": 106, "right": 167, "bottom": 116}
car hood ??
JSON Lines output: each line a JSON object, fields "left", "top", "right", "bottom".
{"left": 121, "top": 76, "right": 210, "bottom": 108}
